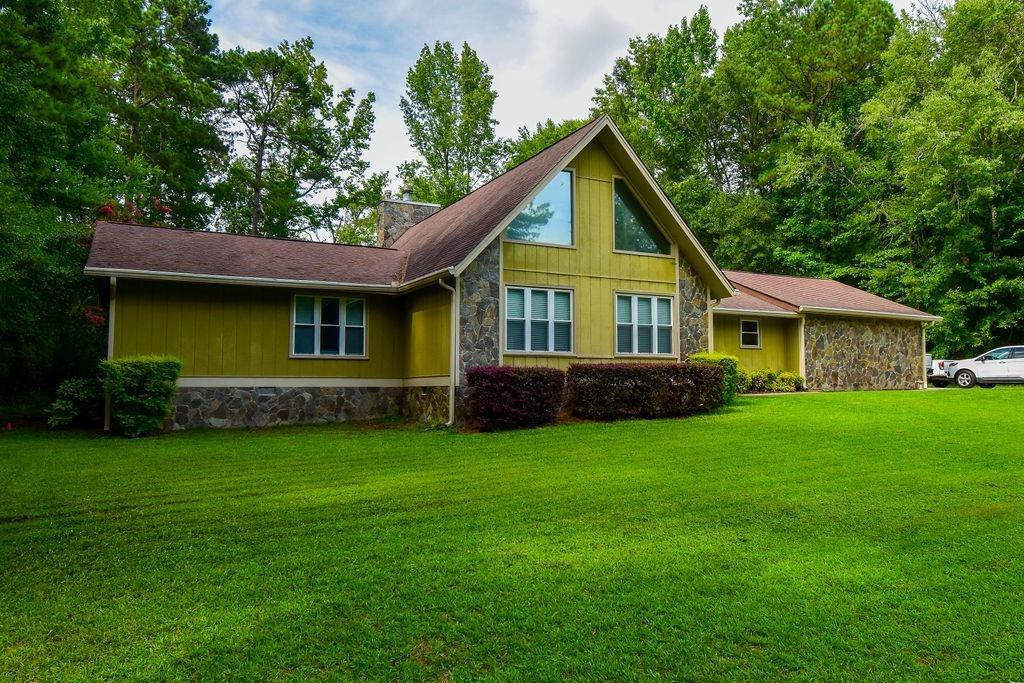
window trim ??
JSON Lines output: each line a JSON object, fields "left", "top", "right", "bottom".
{"left": 503, "top": 285, "right": 575, "bottom": 355}
{"left": 614, "top": 291, "right": 677, "bottom": 357}
{"left": 739, "top": 319, "right": 761, "bottom": 349}
{"left": 502, "top": 168, "right": 577, "bottom": 250}
{"left": 610, "top": 175, "right": 676, "bottom": 260}
{"left": 290, "top": 293, "right": 368, "bottom": 360}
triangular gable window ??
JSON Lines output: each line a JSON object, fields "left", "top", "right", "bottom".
{"left": 505, "top": 170, "right": 573, "bottom": 246}
{"left": 614, "top": 178, "right": 670, "bottom": 255}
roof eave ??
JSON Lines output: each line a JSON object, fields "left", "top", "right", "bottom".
{"left": 799, "top": 305, "right": 942, "bottom": 322}
{"left": 713, "top": 308, "right": 801, "bottom": 318}
{"left": 599, "top": 121, "right": 734, "bottom": 299}
{"left": 83, "top": 266, "right": 401, "bottom": 293}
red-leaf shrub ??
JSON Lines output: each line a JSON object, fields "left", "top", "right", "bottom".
{"left": 466, "top": 366, "right": 565, "bottom": 431}
{"left": 566, "top": 362, "right": 724, "bottom": 420}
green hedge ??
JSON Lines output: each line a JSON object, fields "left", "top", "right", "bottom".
{"left": 689, "top": 352, "right": 740, "bottom": 404}
{"left": 566, "top": 362, "right": 724, "bottom": 421}
{"left": 47, "top": 377, "right": 102, "bottom": 429}
{"left": 100, "top": 356, "right": 182, "bottom": 437}
{"left": 741, "top": 368, "right": 805, "bottom": 393}
{"left": 466, "top": 366, "right": 566, "bottom": 431}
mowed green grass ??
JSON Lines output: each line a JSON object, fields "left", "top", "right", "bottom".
{"left": 2, "top": 389, "right": 1023, "bottom": 680}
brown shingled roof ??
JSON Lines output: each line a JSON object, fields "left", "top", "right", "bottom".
{"left": 393, "top": 117, "right": 604, "bottom": 281}
{"left": 721, "top": 270, "right": 938, "bottom": 320}
{"left": 82, "top": 117, "right": 735, "bottom": 299}
{"left": 716, "top": 289, "right": 797, "bottom": 315}
{"left": 87, "top": 222, "right": 406, "bottom": 287}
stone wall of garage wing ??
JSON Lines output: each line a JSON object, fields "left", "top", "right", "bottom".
{"left": 803, "top": 315, "right": 924, "bottom": 390}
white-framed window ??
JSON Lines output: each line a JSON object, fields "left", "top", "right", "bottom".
{"left": 292, "top": 295, "right": 365, "bottom": 357}
{"left": 616, "top": 294, "right": 673, "bottom": 355}
{"left": 506, "top": 286, "right": 573, "bottom": 353}
{"left": 740, "top": 319, "right": 761, "bottom": 349}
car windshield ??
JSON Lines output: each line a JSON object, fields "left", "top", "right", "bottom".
{"left": 982, "top": 348, "right": 1012, "bottom": 360}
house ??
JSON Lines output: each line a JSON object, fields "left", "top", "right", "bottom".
{"left": 84, "top": 115, "right": 939, "bottom": 429}
{"left": 710, "top": 271, "right": 939, "bottom": 390}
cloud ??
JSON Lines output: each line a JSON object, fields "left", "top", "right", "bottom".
{"left": 210, "top": 0, "right": 921, "bottom": 187}
{"left": 545, "top": 9, "right": 623, "bottom": 90}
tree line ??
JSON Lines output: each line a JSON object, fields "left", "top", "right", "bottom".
{"left": 1, "top": 0, "right": 1021, "bottom": 397}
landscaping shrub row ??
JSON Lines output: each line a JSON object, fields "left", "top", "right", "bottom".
{"left": 466, "top": 362, "right": 725, "bottom": 430}
{"left": 567, "top": 363, "right": 724, "bottom": 420}
{"left": 464, "top": 366, "right": 565, "bottom": 431}
{"left": 49, "top": 355, "right": 182, "bottom": 436}
{"left": 688, "top": 352, "right": 740, "bottom": 404}
{"left": 738, "top": 368, "right": 805, "bottom": 393}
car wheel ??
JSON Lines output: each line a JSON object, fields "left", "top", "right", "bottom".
{"left": 955, "top": 370, "right": 977, "bottom": 388}
{"left": 979, "top": 383, "right": 996, "bottom": 389}
{"left": 931, "top": 380, "right": 948, "bottom": 388}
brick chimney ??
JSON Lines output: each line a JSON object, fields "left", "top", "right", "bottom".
{"left": 376, "top": 190, "right": 440, "bottom": 248}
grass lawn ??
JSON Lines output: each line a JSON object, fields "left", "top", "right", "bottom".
{"left": 2, "top": 389, "right": 1023, "bottom": 680}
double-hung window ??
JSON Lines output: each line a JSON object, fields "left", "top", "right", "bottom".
{"left": 506, "top": 287, "right": 573, "bottom": 353}
{"left": 740, "top": 320, "right": 761, "bottom": 349}
{"left": 293, "top": 295, "right": 365, "bottom": 357}
{"left": 616, "top": 294, "right": 673, "bottom": 355}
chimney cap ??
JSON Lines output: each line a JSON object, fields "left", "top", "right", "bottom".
{"left": 401, "top": 186, "right": 414, "bottom": 202}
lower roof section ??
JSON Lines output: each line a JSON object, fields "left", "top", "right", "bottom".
{"left": 715, "top": 270, "right": 940, "bottom": 322}
{"left": 86, "top": 222, "right": 408, "bottom": 289}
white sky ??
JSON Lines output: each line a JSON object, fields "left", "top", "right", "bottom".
{"left": 210, "top": 0, "right": 919, "bottom": 189}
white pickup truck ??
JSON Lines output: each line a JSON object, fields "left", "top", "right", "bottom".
{"left": 926, "top": 355, "right": 950, "bottom": 388}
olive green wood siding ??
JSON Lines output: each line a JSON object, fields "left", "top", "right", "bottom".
{"left": 713, "top": 315, "right": 800, "bottom": 372}
{"left": 502, "top": 139, "right": 684, "bottom": 368}
{"left": 402, "top": 285, "right": 450, "bottom": 378}
{"left": 113, "top": 280, "right": 405, "bottom": 378}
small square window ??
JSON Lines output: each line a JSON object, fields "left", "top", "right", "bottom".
{"left": 740, "top": 320, "right": 761, "bottom": 348}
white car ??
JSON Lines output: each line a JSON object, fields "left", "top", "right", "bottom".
{"left": 945, "top": 346, "right": 1024, "bottom": 388}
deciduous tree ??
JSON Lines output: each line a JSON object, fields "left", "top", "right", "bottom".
{"left": 399, "top": 41, "right": 501, "bottom": 206}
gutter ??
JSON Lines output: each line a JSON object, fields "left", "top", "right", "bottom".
{"left": 83, "top": 267, "right": 398, "bottom": 293}
{"left": 437, "top": 269, "right": 459, "bottom": 426}
{"left": 798, "top": 305, "right": 942, "bottom": 323}
{"left": 713, "top": 307, "right": 801, "bottom": 319}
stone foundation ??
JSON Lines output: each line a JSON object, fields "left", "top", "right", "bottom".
{"left": 165, "top": 385, "right": 449, "bottom": 430}
{"left": 804, "top": 315, "right": 925, "bottom": 391}
{"left": 403, "top": 386, "right": 450, "bottom": 424}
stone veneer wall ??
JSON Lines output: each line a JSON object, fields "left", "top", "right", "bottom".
{"left": 458, "top": 240, "right": 501, "bottom": 383}
{"left": 167, "top": 386, "right": 404, "bottom": 430}
{"left": 678, "top": 259, "right": 710, "bottom": 357}
{"left": 803, "top": 315, "right": 924, "bottom": 391}
{"left": 454, "top": 239, "right": 501, "bottom": 417}
{"left": 167, "top": 385, "right": 450, "bottom": 429}
{"left": 403, "top": 386, "right": 450, "bottom": 423}
{"left": 376, "top": 199, "right": 440, "bottom": 248}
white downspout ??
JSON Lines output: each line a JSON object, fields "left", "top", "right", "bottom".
{"left": 104, "top": 276, "right": 117, "bottom": 432}
{"left": 438, "top": 271, "right": 458, "bottom": 426}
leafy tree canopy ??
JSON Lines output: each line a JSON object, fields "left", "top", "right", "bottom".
{"left": 399, "top": 41, "right": 502, "bottom": 206}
